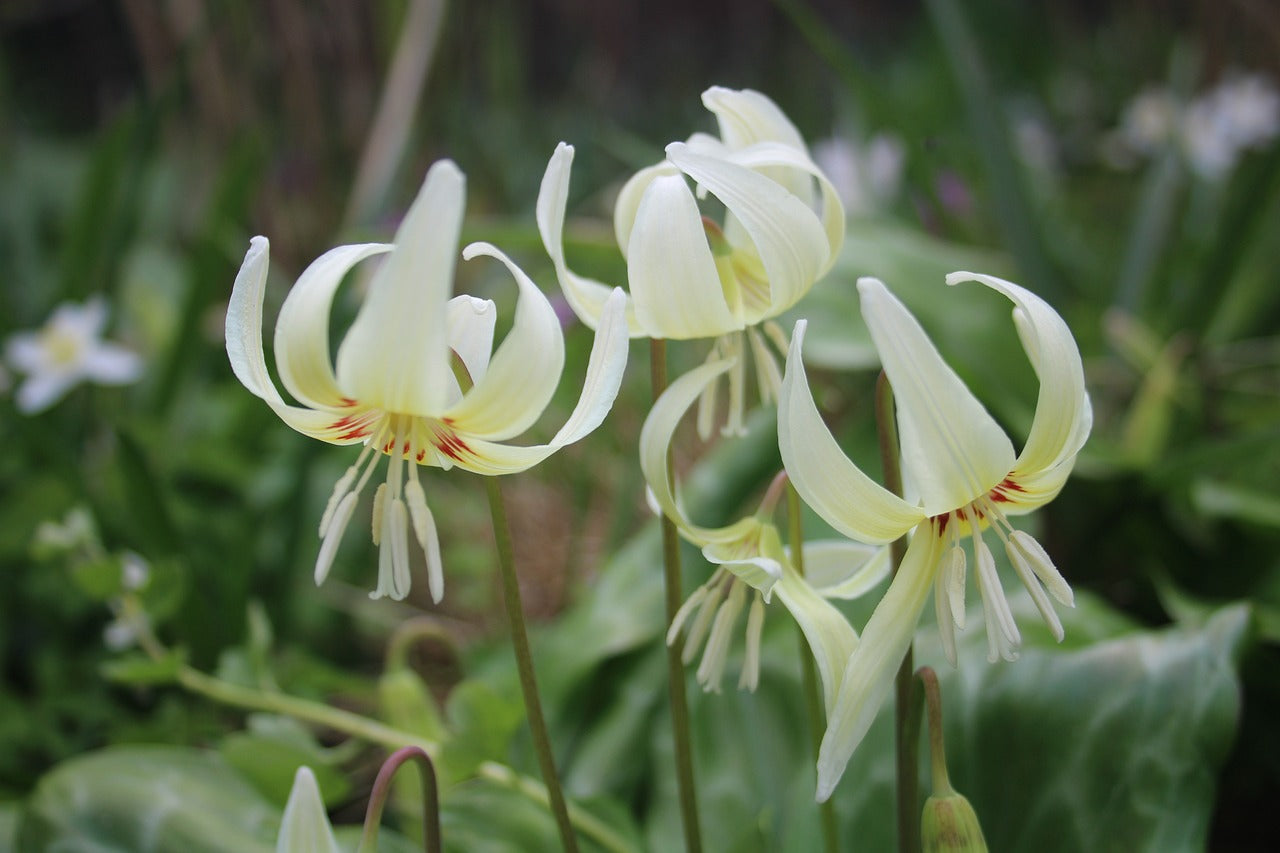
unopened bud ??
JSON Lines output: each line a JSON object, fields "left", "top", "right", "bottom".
{"left": 921, "top": 791, "right": 988, "bottom": 853}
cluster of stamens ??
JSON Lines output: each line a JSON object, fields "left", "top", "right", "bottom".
{"left": 931, "top": 478, "right": 1075, "bottom": 664}
{"left": 668, "top": 568, "right": 768, "bottom": 693}
{"left": 315, "top": 413, "right": 445, "bottom": 602}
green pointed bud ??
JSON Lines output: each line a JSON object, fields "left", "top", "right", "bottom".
{"left": 921, "top": 790, "right": 988, "bottom": 853}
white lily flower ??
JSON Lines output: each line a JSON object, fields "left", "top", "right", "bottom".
{"left": 226, "top": 160, "right": 629, "bottom": 602}
{"left": 779, "top": 272, "right": 1091, "bottom": 801}
{"left": 5, "top": 297, "right": 143, "bottom": 414}
{"left": 276, "top": 766, "right": 340, "bottom": 853}
{"left": 538, "top": 86, "right": 845, "bottom": 437}
{"left": 641, "top": 358, "right": 889, "bottom": 699}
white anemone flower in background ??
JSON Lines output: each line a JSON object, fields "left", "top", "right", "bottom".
{"left": 538, "top": 86, "right": 845, "bottom": 437}
{"left": 5, "top": 296, "right": 143, "bottom": 414}
{"left": 641, "top": 358, "right": 889, "bottom": 699}
{"left": 779, "top": 272, "right": 1091, "bottom": 801}
{"left": 226, "top": 160, "right": 629, "bottom": 603}
{"left": 275, "top": 766, "right": 340, "bottom": 853}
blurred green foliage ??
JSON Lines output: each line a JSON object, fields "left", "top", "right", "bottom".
{"left": 2, "top": 0, "right": 1278, "bottom": 850}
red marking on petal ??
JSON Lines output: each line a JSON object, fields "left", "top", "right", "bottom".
{"left": 434, "top": 430, "right": 471, "bottom": 462}
{"left": 988, "top": 474, "right": 1024, "bottom": 503}
{"left": 416, "top": 450, "right": 426, "bottom": 462}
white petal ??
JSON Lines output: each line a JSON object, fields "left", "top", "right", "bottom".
{"left": 443, "top": 242, "right": 565, "bottom": 441}
{"left": 946, "top": 272, "right": 1092, "bottom": 488}
{"left": 427, "top": 288, "right": 629, "bottom": 474}
{"left": 726, "top": 141, "right": 845, "bottom": 277}
{"left": 794, "top": 540, "right": 891, "bottom": 600}
{"left": 275, "top": 242, "right": 393, "bottom": 408}
{"left": 858, "top": 278, "right": 1016, "bottom": 516}
{"left": 702, "top": 542, "right": 782, "bottom": 600}
{"left": 702, "top": 86, "right": 807, "bottom": 155}
{"left": 446, "top": 295, "right": 497, "bottom": 385}
{"left": 16, "top": 371, "right": 79, "bottom": 414}
{"left": 536, "top": 143, "right": 642, "bottom": 334}
{"left": 770, "top": 542, "right": 861, "bottom": 716}
{"left": 276, "top": 767, "right": 340, "bottom": 853}
{"left": 5, "top": 331, "right": 45, "bottom": 372}
{"left": 82, "top": 343, "right": 143, "bottom": 385}
{"left": 667, "top": 142, "right": 830, "bottom": 322}
{"left": 778, "top": 320, "right": 924, "bottom": 544}
{"left": 336, "top": 160, "right": 463, "bottom": 416}
{"left": 225, "top": 237, "right": 373, "bottom": 440}
{"left": 637, "top": 357, "right": 756, "bottom": 543}
{"left": 626, "top": 166, "right": 741, "bottom": 338}
{"left": 614, "top": 161, "right": 674, "bottom": 258}
{"left": 816, "top": 530, "right": 941, "bottom": 802}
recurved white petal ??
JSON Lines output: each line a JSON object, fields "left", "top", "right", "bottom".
{"left": 816, "top": 529, "right": 941, "bottom": 802}
{"left": 336, "top": 160, "right": 462, "bottom": 416}
{"left": 614, "top": 161, "right": 674, "bottom": 258}
{"left": 431, "top": 288, "right": 629, "bottom": 476}
{"left": 858, "top": 278, "right": 1015, "bottom": 516}
{"left": 537, "top": 143, "right": 642, "bottom": 335}
{"left": 728, "top": 141, "right": 845, "bottom": 276}
{"left": 795, "top": 540, "right": 892, "bottom": 600}
{"left": 703, "top": 537, "right": 782, "bottom": 601}
{"left": 275, "top": 242, "right": 392, "bottom": 408}
{"left": 446, "top": 295, "right": 497, "bottom": 384}
{"left": 226, "top": 237, "right": 374, "bottom": 440}
{"left": 702, "top": 86, "right": 807, "bottom": 154}
{"left": 668, "top": 142, "right": 829, "bottom": 323}
{"left": 947, "top": 272, "right": 1092, "bottom": 484}
{"left": 779, "top": 320, "right": 924, "bottom": 544}
{"left": 443, "top": 243, "right": 565, "bottom": 441}
{"left": 627, "top": 166, "right": 740, "bottom": 338}
{"left": 638, "top": 358, "right": 759, "bottom": 543}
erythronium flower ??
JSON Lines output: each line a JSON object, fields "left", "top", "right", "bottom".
{"left": 779, "top": 272, "right": 1091, "bottom": 801}
{"left": 276, "top": 766, "right": 340, "bottom": 853}
{"left": 641, "top": 358, "right": 889, "bottom": 698}
{"left": 5, "top": 297, "right": 143, "bottom": 414}
{"left": 539, "top": 86, "right": 845, "bottom": 437}
{"left": 227, "top": 160, "right": 629, "bottom": 602}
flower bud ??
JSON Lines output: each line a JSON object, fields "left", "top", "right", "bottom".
{"left": 921, "top": 791, "right": 988, "bottom": 853}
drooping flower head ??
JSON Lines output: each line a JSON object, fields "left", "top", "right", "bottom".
{"left": 539, "top": 87, "right": 845, "bottom": 436}
{"left": 779, "top": 272, "right": 1091, "bottom": 801}
{"left": 5, "top": 297, "right": 143, "bottom": 414}
{"left": 641, "top": 357, "right": 889, "bottom": 702}
{"left": 227, "top": 160, "right": 628, "bottom": 602}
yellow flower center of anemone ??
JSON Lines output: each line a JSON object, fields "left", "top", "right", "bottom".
{"left": 41, "top": 326, "right": 85, "bottom": 368}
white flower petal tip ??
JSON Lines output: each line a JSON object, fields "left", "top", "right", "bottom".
{"left": 276, "top": 766, "right": 340, "bottom": 853}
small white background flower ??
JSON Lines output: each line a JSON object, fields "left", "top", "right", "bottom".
{"left": 5, "top": 297, "right": 143, "bottom": 414}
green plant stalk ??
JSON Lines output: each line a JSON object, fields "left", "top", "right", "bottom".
{"left": 486, "top": 477, "right": 580, "bottom": 853}
{"left": 358, "top": 746, "right": 442, "bottom": 853}
{"left": 650, "top": 337, "right": 704, "bottom": 853}
{"left": 916, "top": 668, "right": 953, "bottom": 797}
{"left": 787, "top": 481, "right": 839, "bottom": 853}
{"left": 877, "top": 372, "right": 920, "bottom": 853}
{"left": 136, "top": 628, "right": 635, "bottom": 851}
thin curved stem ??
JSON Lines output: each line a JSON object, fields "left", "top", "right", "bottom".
{"left": 916, "top": 667, "right": 954, "bottom": 797}
{"left": 878, "top": 371, "right": 920, "bottom": 853}
{"left": 787, "top": 479, "right": 839, "bottom": 853}
{"left": 486, "top": 477, "right": 579, "bottom": 853}
{"left": 650, "top": 337, "right": 704, "bottom": 853}
{"left": 358, "top": 746, "right": 442, "bottom": 853}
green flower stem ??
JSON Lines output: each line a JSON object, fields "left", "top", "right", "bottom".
{"left": 385, "top": 616, "right": 459, "bottom": 673}
{"left": 877, "top": 371, "right": 921, "bottom": 853}
{"left": 358, "top": 746, "right": 442, "bottom": 853}
{"left": 916, "top": 667, "right": 954, "bottom": 797}
{"left": 485, "top": 477, "right": 579, "bottom": 853}
{"left": 787, "top": 479, "right": 839, "bottom": 853}
{"left": 159, "top": 655, "right": 637, "bottom": 851}
{"left": 650, "top": 337, "right": 704, "bottom": 853}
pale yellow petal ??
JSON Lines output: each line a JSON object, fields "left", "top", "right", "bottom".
{"left": 858, "top": 278, "right": 1015, "bottom": 515}
{"left": 536, "top": 142, "right": 642, "bottom": 334}
{"left": 336, "top": 160, "right": 462, "bottom": 415}
{"left": 778, "top": 320, "right": 924, "bottom": 544}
